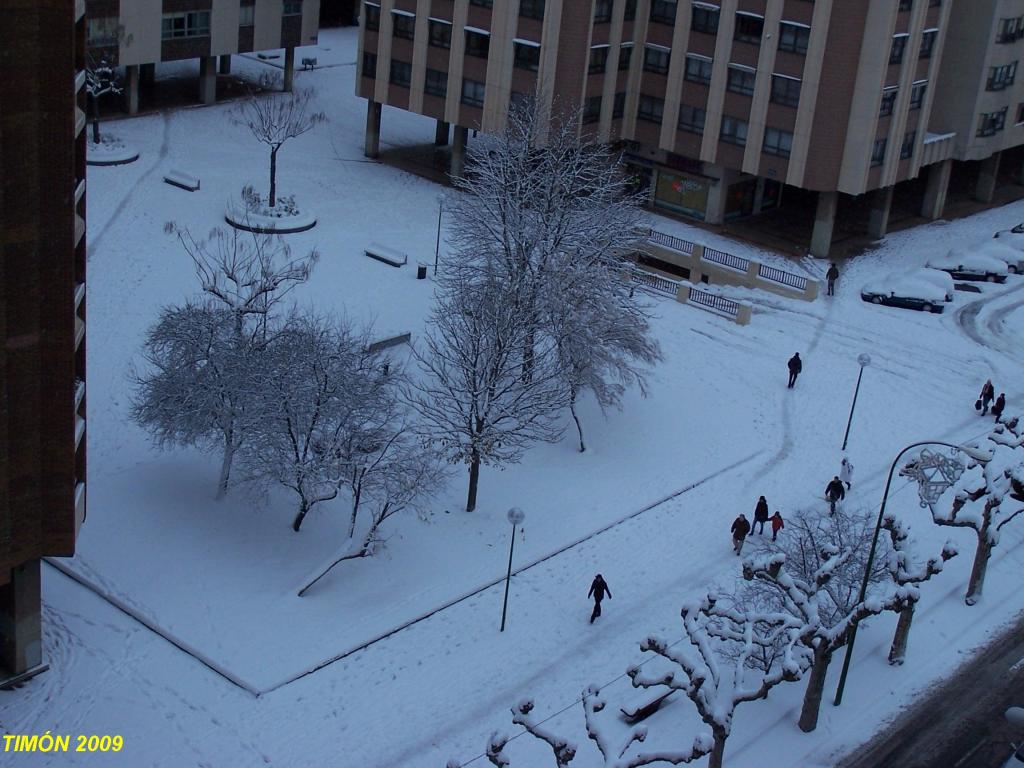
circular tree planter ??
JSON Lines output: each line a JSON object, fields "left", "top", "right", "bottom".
{"left": 224, "top": 198, "right": 317, "bottom": 234}
{"left": 86, "top": 137, "right": 140, "bottom": 166}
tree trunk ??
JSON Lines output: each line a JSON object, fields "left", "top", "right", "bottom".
{"left": 707, "top": 732, "right": 727, "bottom": 768}
{"left": 466, "top": 454, "right": 481, "bottom": 512}
{"left": 348, "top": 478, "right": 362, "bottom": 539}
{"left": 799, "top": 646, "right": 832, "bottom": 732}
{"left": 521, "top": 329, "right": 534, "bottom": 384}
{"left": 269, "top": 145, "right": 279, "bottom": 208}
{"left": 888, "top": 603, "right": 916, "bottom": 665}
{"left": 570, "top": 396, "right": 585, "bottom": 453}
{"left": 215, "top": 435, "right": 235, "bottom": 500}
{"left": 966, "top": 536, "right": 993, "bottom": 605}
{"left": 91, "top": 97, "right": 101, "bottom": 144}
{"left": 292, "top": 500, "right": 309, "bottom": 532}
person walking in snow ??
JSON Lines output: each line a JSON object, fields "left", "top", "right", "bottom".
{"left": 731, "top": 514, "right": 751, "bottom": 555}
{"left": 979, "top": 380, "right": 995, "bottom": 415}
{"left": 769, "top": 511, "right": 785, "bottom": 542}
{"left": 588, "top": 574, "right": 611, "bottom": 624}
{"left": 825, "top": 476, "right": 846, "bottom": 515}
{"left": 826, "top": 263, "right": 840, "bottom": 296}
{"left": 787, "top": 353, "right": 802, "bottom": 389}
{"left": 839, "top": 457, "right": 854, "bottom": 490}
{"left": 993, "top": 393, "right": 1006, "bottom": 422}
{"left": 754, "top": 496, "right": 769, "bottom": 534}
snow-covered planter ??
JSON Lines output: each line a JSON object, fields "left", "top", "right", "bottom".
{"left": 224, "top": 186, "right": 316, "bottom": 234}
{"left": 86, "top": 136, "right": 139, "bottom": 166}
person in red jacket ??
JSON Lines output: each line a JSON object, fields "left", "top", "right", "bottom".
{"left": 769, "top": 511, "right": 785, "bottom": 542}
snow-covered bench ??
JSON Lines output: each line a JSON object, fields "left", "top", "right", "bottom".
{"left": 619, "top": 688, "right": 674, "bottom": 723}
{"left": 301, "top": 57, "right": 317, "bottom": 70}
{"left": 365, "top": 243, "right": 408, "bottom": 268}
{"left": 164, "top": 169, "right": 200, "bottom": 192}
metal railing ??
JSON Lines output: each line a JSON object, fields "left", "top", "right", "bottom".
{"left": 648, "top": 229, "right": 695, "bottom": 256}
{"left": 687, "top": 286, "right": 740, "bottom": 317}
{"left": 629, "top": 268, "right": 680, "bottom": 298}
{"left": 702, "top": 246, "right": 749, "bottom": 273}
{"left": 758, "top": 263, "right": 808, "bottom": 291}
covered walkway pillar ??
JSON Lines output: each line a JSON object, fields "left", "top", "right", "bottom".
{"left": 0, "top": 560, "right": 42, "bottom": 677}
{"left": 198, "top": 55, "right": 216, "bottom": 105}
{"left": 810, "top": 190, "right": 838, "bottom": 258}
{"left": 283, "top": 48, "right": 295, "bottom": 92}
{"left": 921, "top": 159, "right": 952, "bottom": 220}
{"left": 435, "top": 119, "right": 450, "bottom": 146}
{"left": 451, "top": 125, "right": 469, "bottom": 179}
{"left": 124, "top": 64, "right": 139, "bottom": 115}
{"left": 364, "top": 100, "right": 382, "bottom": 158}
{"left": 866, "top": 186, "right": 894, "bottom": 239}
{"left": 975, "top": 152, "right": 1001, "bottom": 203}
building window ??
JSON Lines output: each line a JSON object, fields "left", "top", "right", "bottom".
{"left": 364, "top": 3, "right": 380, "bottom": 31}
{"left": 624, "top": 0, "right": 637, "bottom": 21}
{"left": 619, "top": 44, "right": 633, "bottom": 71}
{"left": 726, "top": 65, "right": 756, "bottom": 96}
{"left": 677, "top": 104, "right": 706, "bottom": 134}
{"left": 594, "top": 0, "right": 613, "bottom": 23}
{"left": 900, "top": 130, "right": 916, "bottom": 159}
{"left": 392, "top": 11, "right": 415, "bottom": 40}
{"left": 161, "top": 11, "right": 211, "bottom": 39}
{"left": 734, "top": 12, "right": 764, "bottom": 44}
{"left": 691, "top": 4, "right": 719, "bottom": 34}
{"left": 898, "top": 0, "right": 912, "bottom": 10}
{"left": 879, "top": 87, "right": 897, "bottom": 116}
{"left": 777, "top": 22, "right": 810, "bottom": 55}
{"left": 909, "top": 80, "right": 927, "bottom": 109}
{"left": 650, "top": 0, "right": 678, "bottom": 25}
{"left": 424, "top": 68, "right": 447, "bottom": 97}
{"left": 890, "top": 35, "right": 907, "bottom": 64}
{"left": 871, "top": 138, "right": 886, "bottom": 166}
{"left": 919, "top": 29, "right": 937, "bottom": 59}
{"left": 988, "top": 61, "right": 1018, "bottom": 91}
{"left": 465, "top": 30, "right": 490, "bottom": 58}
{"left": 684, "top": 55, "right": 713, "bottom": 85}
{"left": 239, "top": 5, "right": 255, "bottom": 25}
{"left": 87, "top": 16, "right": 119, "bottom": 46}
{"left": 515, "top": 41, "right": 541, "bottom": 71}
{"left": 461, "top": 78, "right": 486, "bottom": 107}
{"left": 362, "top": 52, "right": 377, "bottom": 78}
{"left": 519, "top": 0, "right": 545, "bottom": 20}
{"left": 583, "top": 96, "right": 602, "bottom": 124}
{"left": 470, "top": 0, "right": 493, "bottom": 6}
{"left": 589, "top": 46, "right": 609, "bottom": 74}
{"left": 762, "top": 127, "right": 793, "bottom": 157}
{"left": 637, "top": 94, "right": 665, "bottom": 123}
{"left": 978, "top": 107, "right": 1008, "bottom": 136}
{"left": 770, "top": 74, "right": 801, "bottom": 107}
{"left": 720, "top": 115, "right": 748, "bottom": 145}
{"left": 643, "top": 46, "right": 671, "bottom": 75}
{"left": 613, "top": 92, "right": 626, "bottom": 118}
{"left": 929, "top": 0, "right": 941, "bottom": 6}
{"left": 389, "top": 59, "right": 411, "bottom": 87}
{"left": 997, "top": 17, "right": 1024, "bottom": 44}
{"left": 283, "top": 1, "right": 303, "bottom": 16}
{"left": 429, "top": 19, "right": 451, "bottom": 48}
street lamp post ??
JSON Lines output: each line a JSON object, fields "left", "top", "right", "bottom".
{"left": 500, "top": 507, "right": 526, "bottom": 632}
{"left": 841, "top": 353, "right": 872, "bottom": 451}
{"left": 832, "top": 440, "right": 986, "bottom": 705}
{"left": 434, "top": 196, "right": 443, "bottom": 275}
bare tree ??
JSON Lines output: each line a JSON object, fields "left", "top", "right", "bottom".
{"left": 85, "top": 52, "right": 123, "bottom": 144}
{"left": 232, "top": 74, "right": 326, "bottom": 208}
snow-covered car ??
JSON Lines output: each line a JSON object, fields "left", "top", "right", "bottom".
{"left": 1003, "top": 708, "right": 1024, "bottom": 767}
{"left": 911, "top": 267, "right": 955, "bottom": 301}
{"left": 927, "top": 247, "right": 1009, "bottom": 283}
{"left": 860, "top": 273, "right": 950, "bottom": 313}
{"left": 989, "top": 233, "right": 1024, "bottom": 273}
{"left": 995, "top": 222, "right": 1024, "bottom": 237}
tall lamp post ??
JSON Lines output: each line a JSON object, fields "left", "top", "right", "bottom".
{"left": 434, "top": 196, "right": 443, "bottom": 275}
{"left": 500, "top": 507, "right": 526, "bottom": 632}
{"left": 841, "top": 353, "right": 872, "bottom": 451}
{"left": 832, "top": 439, "right": 988, "bottom": 705}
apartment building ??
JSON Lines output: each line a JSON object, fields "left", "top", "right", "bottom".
{"left": 86, "top": 0, "right": 321, "bottom": 112}
{"left": 356, "top": 0, "right": 1021, "bottom": 256}
{"left": 0, "top": 0, "right": 88, "bottom": 683}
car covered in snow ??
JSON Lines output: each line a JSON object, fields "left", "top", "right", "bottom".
{"left": 860, "top": 271, "right": 951, "bottom": 313}
{"left": 911, "top": 267, "right": 955, "bottom": 301}
{"left": 927, "top": 246, "right": 1009, "bottom": 283}
{"left": 990, "top": 232, "right": 1024, "bottom": 273}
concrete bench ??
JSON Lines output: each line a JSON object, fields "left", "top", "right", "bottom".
{"left": 619, "top": 689, "right": 674, "bottom": 723}
{"left": 365, "top": 242, "right": 408, "bottom": 268}
{"left": 164, "top": 169, "right": 200, "bottom": 192}
{"left": 301, "top": 57, "right": 317, "bottom": 70}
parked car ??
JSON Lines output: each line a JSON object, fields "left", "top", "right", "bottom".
{"left": 912, "top": 267, "right": 955, "bottom": 301}
{"left": 990, "top": 233, "right": 1024, "bottom": 273}
{"left": 995, "top": 223, "right": 1024, "bottom": 236}
{"left": 861, "top": 272, "right": 950, "bottom": 313}
{"left": 1003, "top": 708, "right": 1024, "bottom": 767}
{"left": 927, "top": 247, "right": 1009, "bottom": 282}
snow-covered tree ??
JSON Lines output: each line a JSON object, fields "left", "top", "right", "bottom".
{"left": 85, "top": 53, "right": 123, "bottom": 145}
{"left": 923, "top": 420, "right": 1024, "bottom": 604}
{"left": 232, "top": 74, "right": 326, "bottom": 208}
{"left": 512, "top": 700, "right": 577, "bottom": 766}
{"left": 407, "top": 276, "right": 567, "bottom": 511}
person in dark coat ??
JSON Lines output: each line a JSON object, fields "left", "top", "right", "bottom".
{"left": 993, "top": 393, "right": 1006, "bottom": 422}
{"left": 787, "top": 353, "right": 802, "bottom": 388}
{"left": 588, "top": 574, "right": 611, "bottom": 624}
{"left": 980, "top": 380, "right": 995, "bottom": 415}
{"left": 825, "top": 476, "right": 846, "bottom": 514}
{"left": 826, "top": 263, "right": 840, "bottom": 296}
{"left": 769, "top": 511, "right": 785, "bottom": 542}
{"left": 731, "top": 514, "right": 751, "bottom": 555}
{"left": 754, "top": 496, "right": 769, "bottom": 534}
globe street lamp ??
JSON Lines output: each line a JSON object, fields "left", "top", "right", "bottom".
{"left": 832, "top": 440, "right": 990, "bottom": 705}
{"left": 500, "top": 507, "right": 526, "bottom": 632}
{"left": 841, "top": 353, "right": 872, "bottom": 451}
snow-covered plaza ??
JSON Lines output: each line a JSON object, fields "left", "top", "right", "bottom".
{"left": 4, "top": 26, "right": 1024, "bottom": 768}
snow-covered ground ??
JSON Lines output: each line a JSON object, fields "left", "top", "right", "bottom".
{"left": 4, "top": 26, "right": 1024, "bottom": 768}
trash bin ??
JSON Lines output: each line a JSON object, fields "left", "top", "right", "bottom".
{"left": 417, "top": 264, "right": 428, "bottom": 280}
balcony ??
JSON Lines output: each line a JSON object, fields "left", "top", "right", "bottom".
{"left": 75, "top": 105, "right": 86, "bottom": 139}
{"left": 75, "top": 377, "right": 85, "bottom": 412}
{"left": 75, "top": 281, "right": 85, "bottom": 311}
{"left": 74, "top": 481, "right": 86, "bottom": 533}
{"left": 75, "top": 408, "right": 85, "bottom": 450}
{"left": 74, "top": 212, "right": 85, "bottom": 248}
{"left": 75, "top": 312, "right": 85, "bottom": 351}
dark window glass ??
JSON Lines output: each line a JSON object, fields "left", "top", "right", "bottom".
{"left": 720, "top": 115, "right": 748, "bottom": 145}
{"left": 777, "top": 22, "right": 809, "bottom": 55}
{"left": 461, "top": 78, "right": 485, "bottom": 107}
{"left": 978, "top": 107, "right": 1008, "bottom": 136}
{"left": 677, "top": 104, "right": 706, "bottom": 134}
{"left": 898, "top": 0, "right": 912, "bottom": 10}
{"left": 619, "top": 44, "right": 633, "bottom": 70}
{"left": 684, "top": 55, "right": 713, "bottom": 85}
{"left": 879, "top": 88, "right": 897, "bottom": 116}
{"left": 424, "top": 68, "right": 447, "bottom": 97}
{"left": 389, "top": 59, "right": 411, "bottom": 87}
{"left": 998, "top": 17, "right": 1024, "bottom": 43}
{"left": 583, "top": 96, "right": 602, "bottom": 123}
{"left": 465, "top": 30, "right": 490, "bottom": 58}
{"left": 283, "top": 2, "right": 303, "bottom": 16}
{"left": 770, "top": 75, "right": 801, "bottom": 107}
{"left": 692, "top": 6, "right": 719, "bottom": 34}
{"left": 643, "top": 46, "right": 670, "bottom": 75}
{"left": 734, "top": 13, "right": 764, "bottom": 44}
{"left": 900, "top": 130, "right": 916, "bottom": 159}
{"left": 392, "top": 12, "right": 415, "bottom": 40}
{"left": 624, "top": 0, "right": 637, "bottom": 21}
{"left": 363, "top": 3, "right": 380, "bottom": 30}
{"left": 650, "top": 0, "right": 678, "bottom": 25}
{"left": 890, "top": 35, "right": 907, "bottom": 64}
{"left": 590, "top": 46, "right": 609, "bottom": 74}
{"left": 428, "top": 20, "right": 451, "bottom": 48}
{"left": 871, "top": 138, "right": 886, "bottom": 166}
{"left": 727, "top": 66, "right": 756, "bottom": 96}
{"left": 762, "top": 127, "right": 793, "bottom": 157}
{"left": 594, "top": 0, "right": 612, "bottom": 23}
{"left": 613, "top": 91, "right": 626, "bottom": 118}
{"left": 362, "top": 51, "right": 377, "bottom": 78}
{"left": 637, "top": 94, "right": 664, "bottom": 123}
{"left": 469, "top": 0, "right": 493, "bottom": 6}
{"left": 909, "top": 81, "right": 927, "bottom": 109}
{"left": 987, "top": 61, "right": 1017, "bottom": 90}
{"left": 519, "top": 0, "right": 545, "bottom": 20}
{"left": 919, "top": 29, "right": 937, "bottom": 59}
{"left": 515, "top": 42, "right": 541, "bottom": 71}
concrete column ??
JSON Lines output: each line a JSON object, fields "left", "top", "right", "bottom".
{"left": 219, "top": 54, "right": 232, "bottom": 75}
{"left": 810, "top": 190, "right": 838, "bottom": 258}
{"left": 434, "top": 120, "right": 450, "bottom": 146}
{"left": 140, "top": 62, "right": 156, "bottom": 89}
{"left": 451, "top": 125, "right": 469, "bottom": 179}
{"left": 198, "top": 56, "right": 216, "bottom": 105}
{"left": 866, "top": 186, "right": 894, "bottom": 239}
{"left": 0, "top": 560, "right": 42, "bottom": 676}
{"left": 705, "top": 178, "right": 728, "bottom": 225}
{"left": 752, "top": 177, "right": 767, "bottom": 214}
{"left": 283, "top": 47, "right": 295, "bottom": 92}
{"left": 921, "top": 159, "right": 952, "bottom": 220}
{"left": 124, "top": 64, "right": 140, "bottom": 115}
{"left": 364, "top": 100, "right": 382, "bottom": 158}
{"left": 975, "top": 152, "right": 1001, "bottom": 203}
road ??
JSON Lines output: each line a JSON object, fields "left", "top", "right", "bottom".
{"left": 840, "top": 612, "right": 1024, "bottom": 768}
